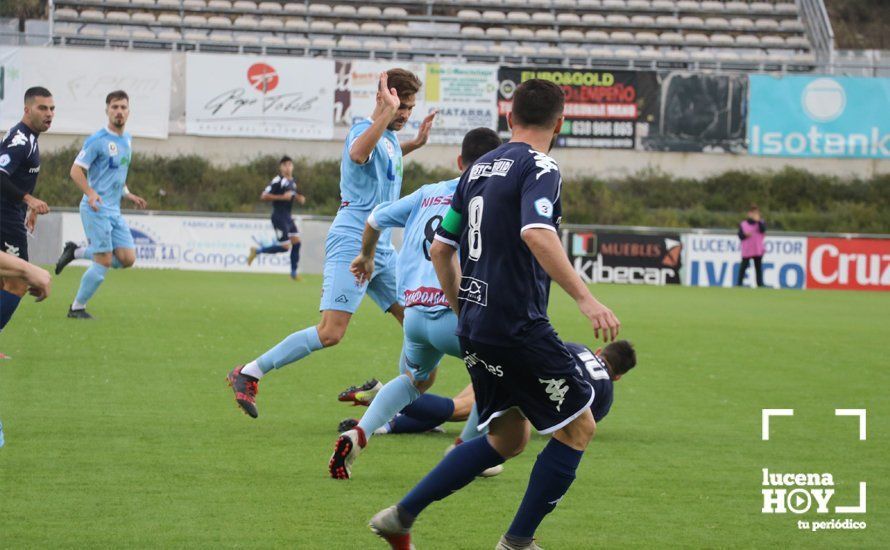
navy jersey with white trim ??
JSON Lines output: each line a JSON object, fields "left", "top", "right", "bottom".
{"left": 265, "top": 175, "right": 297, "bottom": 218}
{"left": 566, "top": 342, "right": 614, "bottom": 422}
{"left": 0, "top": 122, "right": 41, "bottom": 222}
{"left": 435, "top": 141, "right": 562, "bottom": 346}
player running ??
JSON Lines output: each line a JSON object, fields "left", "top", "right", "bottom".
{"left": 0, "top": 86, "right": 54, "bottom": 357}
{"left": 54, "top": 90, "right": 148, "bottom": 319}
{"left": 227, "top": 69, "right": 437, "bottom": 418}
{"left": 246, "top": 155, "right": 306, "bottom": 280}
{"left": 369, "top": 79, "right": 621, "bottom": 550}
{"left": 328, "top": 127, "right": 503, "bottom": 480}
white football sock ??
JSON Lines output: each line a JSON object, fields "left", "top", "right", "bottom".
{"left": 73, "top": 246, "right": 87, "bottom": 259}
{"left": 71, "top": 300, "right": 86, "bottom": 311}
{"left": 241, "top": 361, "right": 264, "bottom": 379}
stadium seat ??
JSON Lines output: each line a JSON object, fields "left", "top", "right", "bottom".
{"left": 750, "top": 2, "right": 774, "bottom": 13}
{"left": 457, "top": 10, "right": 481, "bottom": 20}
{"left": 578, "top": 0, "right": 603, "bottom": 7}
{"left": 681, "top": 16, "right": 705, "bottom": 29}
{"left": 158, "top": 29, "right": 182, "bottom": 40}
{"left": 234, "top": 1, "right": 258, "bottom": 10}
{"left": 710, "top": 33, "right": 734, "bottom": 46}
{"left": 208, "top": 30, "right": 234, "bottom": 42}
{"left": 514, "top": 44, "right": 536, "bottom": 56}
{"left": 108, "top": 12, "right": 131, "bottom": 23}
{"left": 614, "top": 48, "right": 639, "bottom": 59}
{"left": 184, "top": 0, "right": 207, "bottom": 8}
{"left": 55, "top": 8, "right": 78, "bottom": 19}
{"left": 261, "top": 35, "right": 285, "bottom": 46}
{"left": 677, "top": 1, "right": 699, "bottom": 11}
{"left": 363, "top": 38, "right": 387, "bottom": 50}
{"left": 554, "top": 0, "right": 578, "bottom": 8}
{"left": 487, "top": 43, "right": 511, "bottom": 55}
{"left": 605, "top": 15, "right": 630, "bottom": 26}
{"left": 258, "top": 2, "right": 280, "bottom": 11}
{"left": 639, "top": 49, "right": 664, "bottom": 60}
{"left": 132, "top": 13, "right": 158, "bottom": 24}
{"left": 532, "top": 12, "right": 555, "bottom": 23}
{"left": 664, "top": 49, "right": 689, "bottom": 60}
{"left": 582, "top": 14, "right": 606, "bottom": 24}
{"left": 536, "top": 28, "right": 559, "bottom": 40}
{"left": 603, "top": 0, "right": 625, "bottom": 8}
{"left": 700, "top": 1, "right": 724, "bottom": 11}
{"left": 716, "top": 50, "right": 741, "bottom": 61}
{"left": 358, "top": 7, "right": 382, "bottom": 18}
{"left": 785, "top": 36, "right": 809, "bottom": 48}
{"left": 724, "top": 1, "right": 747, "bottom": 11}
{"left": 464, "top": 43, "right": 488, "bottom": 54}
{"left": 690, "top": 50, "right": 714, "bottom": 61}
{"left": 333, "top": 5, "right": 357, "bottom": 16}
{"left": 486, "top": 27, "right": 510, "bottom": 38}
{"left": 511, "top": 28, "right": 534, "bottom": 39}
{"left": 308, "top": 4, "right": 332, "bottom": 15}
{"left": 635, "top": 31, "right": 659, "bottom": 44}
{"left": 80, "top": 10, "right": 104, "bottom": 22}
{"left": 760, "top": 35, "right": 785, "bottom": 46}
{"left": 685, "top": 32, "right": 709, "bottom": 45}
{"left": 311, "top": 36, "right": 336, "bottom": 48}
{"left": 705, "top": 17, "right": 729, "bottom": 29}
{"left": 159, "top": 13, "right": 182, "bottom": 25}
{"left": 286, "top": 34, "right": 310, "bottom": 47}
{"left": 776, "top": 3, "right": 798, "bottom": 15}
{"left": 310, "top": 20, "right": 334, "bottom": 32}
{"left": 585, "top": 30, "right": 609, "bottom": 42}
{"left": 461, "top": 26, "right": 485, "bottom": 37}
{"left": 627, "top": 0, "right": 650, "bottom": 9}
{"left": 208, "top": 16, "right": 232, "bottom": 27}
{"left": 755, "top": 19, "right": 780, "bottom": 31}
{"left": 779, "top": 19, "right": 805, "bottom": 31}
{"left": 538, "top": 45, "right": 563, "bottom": 57}
{"left": 260, "top": 17, "right": 284, "bottom": 29}
{"left": 386, "top": 23, "right": 409, "bottom": 35}
{"left": 651, "top": 0, "right": 673, "bottom": 9}
{"left": 132, "top": 28, "right": 157, "bottom": 40}
{"left": 560, "top": 29, "right": 584, "bottom": 41}
{"left": 208, "top": 1, "right": 232, "bottom": 9}
{"left": 631, "top": 15, "right": 656, "bottom": 27}
{"left": 740, "top": 50, "right": 767, "bottom": 62}
{"left": 557, "top": 13, "right": 581, "bottom": 24}
{"left": 335, "top": 21, "right": 359, "bottom": 32}
{"left": 132, "top": 0, "right": 156, "bottom": 5}
{"left": 337, "top": 37, "right": 362, "bottom": 49}
{"left": 794, "top": 52, "right": 816, "bottom": 63}
{"left": 735, "top": 34, "right": 760, "bottom": 46}
{"left": 234, "top": 16, "right": 259, "bottom": 28}
{"left": 563, "top": 45, "right": 588, "bottom": 57}
{"left": 285, "top": 18, "right": 308, "bottom": 31}
{"left": 236, "top": 33, "right": 261, "bottom": 45}
{"left": 383, "top": 7, "right": 408, "bottom": 17}
{"left": 184, "top": 15, "right": 208, "bottom": 26}
{"left": 610, "top": 31, "right": 635, "bottom": 43}
{"left": 659, "top": 31, "right": 683, "bottom": 44}
{"left": 107, "top": 27, "right": 131, "bottom": 39}
{"left": 284, "top": 3, "right": 306, "bottom": 14}
{"left": 528, "top": 0, "right": 552, "bottom": 7}
{"left": 589, "top": 47, "right": 615, "bottom": 59}
{"left": 483, "top": 11, "right": 505, "bottom": 21}
{"left": 184, "top": 30, "right": 208, "bottom": 41}
{"left": 655, "top": 15, "right": 680, "bottom": 27}
{"left": 360, "top": 22, "right": 385, "bottom": 33}
{"left": 389, "top": 40, "right": 412, "bottom": 51}
{"left": 730, "top": 17, "right": 754, "bottom": 29}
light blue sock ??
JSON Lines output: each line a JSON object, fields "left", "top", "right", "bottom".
{"left": 256, "top": 326, "right": 322, "bottom": 373}
{"left": 358, "top": 374, "right": 420, "bottom": 440}
{"left": 74, "top": 262, "right": 108, "bottom": 306}
{"left": 0, "top": 419, "right": 4, "bottom": 448}
{"left": 459, "top": 403, "right": 486, "bottom": 442}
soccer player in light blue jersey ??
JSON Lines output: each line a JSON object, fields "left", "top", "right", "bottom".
{"left": 228, "top": 69, "right": 437, "bottom": 418}
{"left": 54, "top": 90, "right": 148, "bottom": 319}
{"left": 329, "top": 127, "right": 503, "bottom": 480}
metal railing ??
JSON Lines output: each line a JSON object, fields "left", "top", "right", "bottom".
{"left": 798, "top": 0, "right": 836, "bottom": 63}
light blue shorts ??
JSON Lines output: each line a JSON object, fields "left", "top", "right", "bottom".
{"left": 400, "top": 307, "right": 461, "bottom": 382}
{"left": 320, "top": 233, "right": 398, "bottom": 314}
{"left": 80, "top": 205, "right": 135, "bottom": 254}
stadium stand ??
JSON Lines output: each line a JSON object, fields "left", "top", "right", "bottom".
{"left": 45, "top": 0, "right": 820, "bottom": 70}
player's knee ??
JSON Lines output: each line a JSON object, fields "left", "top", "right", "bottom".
{"left": 94, "top": 254, "right": 113, "bottom": 268}
{"left": 559, "top": 412, "right": 596, "bottom": 449}
{"left": 119, "top": 256, "right": 135, "bottom": 268}
{"left": 317, "top": 324, "right": 346, "bottom": 347}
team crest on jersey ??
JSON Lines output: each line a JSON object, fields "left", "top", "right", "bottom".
{"left": 0, "top": 154, "right": 9, "bottom": 167}
{"left": 108, "top": 142, "right": 119, "bottom": 156}
{"left": 534, "top": 198, "right": 553, "bottom": 217}
{"left": 384, "top": 139, "right": 395, "bottom": 158}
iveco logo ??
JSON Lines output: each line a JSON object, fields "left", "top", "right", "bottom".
{"left": 801, "top": 78, "right": 846, "bottom": 122}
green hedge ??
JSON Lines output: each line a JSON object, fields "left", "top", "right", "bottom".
{"left": 36, "top": 145, "right": 890, "bottom": 234}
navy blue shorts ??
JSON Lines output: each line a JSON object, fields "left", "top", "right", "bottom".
{"left": 461, "top": 331, "right": 594, "bottom": 434}
{"left": 272, "top": 216, "right": 298, "bottom": 243}
{"left": 0, "top": 220, "right": 28, "bottom": 261}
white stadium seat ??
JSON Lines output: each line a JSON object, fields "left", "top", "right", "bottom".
{"left": 563, "top": 45, "right": 588, "bottom": 57}
{"left": 158, "top": 29, "right": 182, "bottom": 40}
{"left": 132, "top": 0, "right": 156, "bottom": 5}
{"left": 363, "top": 38, "right": 387, "bottom": 50}
{"left": 208, "top": 0, "right": 232, "bottom": 9}
{"left": 528, "top": 0, "right": 552, "bottom": 7}
{"left": 557, "top": 13, "right": 581, "bottom": 24}
{"left": 309, "top": 20, "right": 334, "bottom": 32}
{"left": 603, "top": 0, "right": 625, "bottom": 8}
{"left": 486, "top": 27, "right": 510, "bottom": 38}
{"left": 55, "top": 8, "right": 78, "bottom": 18}
{"left": 717, "top": 51, "right": 741, "bottom": 61}
{"left": 337, "top": 37, "right": 362, "bottom": 48}
{"left": 386, "top": 23, "right": 410, "bottom": 34}
{"left": 639, "top": 49, "right": 664, "bottom": 60}
{"left": 308, "top": 4, "right": 332, "bottom": 15}
{"left": 81, "top": 10, "right": 104, "bottom": 21}
{"left": 760, "top": 35, "right": 785, "bottom": 46}
{"left": 184, "top": 15, "right": 208, "bottom": 26}
{"left": 578, "top": 0, "right": 602, "bottom": 8}
{"left": 236, "top": 33, "right": 261, "bottom": 45}
{"left": 780, "top": 19, "right": 805, "bottom": 31}
{"left": 487, "top": 43, "right": 511, "bottom": 55}
{"left": 651, "top": 0, "right": 673, "bottom": 8}
{"left": 700, "top": 1, "right": 724, "bottom": 11}
{"left": 285, "top": 18, "right": 308, "bottom": 31}
{"left": 685, "top": 32, "right": 710, "bottom": 45}
{"left": 383, "top": 7, "right": 408, "bottom": 17}
{"left": 655, "top": 15, "right": 680, "bottom": 26}
{"left": 627, "top": 0, "right": 650, "bottom": 9}
{"left": 360, "top": 22, "right": 385, "bottom": 33}
{"left": 531, "top": 12, "right": 555, "bottom": 23}
{"left": 635, "top": 31, "right": 659, "bottom": 44}
{"left": 389, "top": 40, "right": 412, "bottom": 51}
{"left": 261, "top": 35, "right": 285, "bottom": 46}
{"left": 664, "top": 49, "right": 689, "bottom": 60}
{"left": 514, "top": 45, "right": 537, "bottom": 56}
{"left": 284, "top": 3, "right": 306, "bottom": 14}
{"left": 510, "top": 27, "right": 534, "bottom": 39}
{"left": 132, "top": 13, "right": 158, "bottom": 24}
{"left": 107, "top": 27, "right": 131, "bottom": 39}
{"left": 464, "top": 43, "right": 488, "bottom": 54}
{"left": 507, "top": 12, "right": 531, "bottom": 22}
{"left": 483, "top": 11, "right": 505, "bottom": 21}
{"left": 614, "top": 48, "right": 639, "bottom": 59}
{"left": 585, "top": 30, "right": 609, "bottom": 42}
{"left": 258, "top": 2, "right": 280, "bottom": 11}
{"left": 184, "top": 29, "right": 208, "bottom": 40}
{"left": 208, "top": 30, "right": 234, "bottom": 41}
{"left": 108, "top": 12, "right": 131, "bottom": 23}
{"left": 538, "top": 45, "right": 563, "bottom": 56}
{"left": 606, "top": 14, "right": 630, "bottom": 26}
{"left": 461, "top": 26, "right": 485, "bottom": 37}
{"left": 158, "top": 14, "right": 182, "bottom": 25}
{"left": 735, "top": 34, "right": 760, "bottom": 46}
{"left": 724, "top": 1, "right": 747, "bottom": 11}
{"left": 259, "top": 18, "right": 284, "bottom": 29}
{"left": 589, "top": 47, "right": 615, "bottom": 59}
{"left": 730, "top": 18, "right": 754, "bottom": 29}
{"left": 132, "top": 28, "right": 157, "bottom": 39}
{"left": 234, "top": 1, "right": 258, "bottom": 10}
{"left": 335, "top": 21, "right": 359, "bottom": 32}
{"left": 690, "top": 50, "right": 714, "bottom": 61}
{"left": 631, "top": 15, "right": 656, "bottom": 27}
{"left": 535, "top": 28, "right": 559, "bottom": 40}
{"left": 610, "top": 31, "right": 634, "bottom": 42}
{"left": 681, "top": 16, "right": 705, "bottom": 28}
{"left": 333, "top": 5, "right": 357, "bottom": 16}
{"left": 755, "top": 19, "right": 780, "bottom": 30}
{"left": 677, "top": 1, "right": 699, "bottom": 11}
{"left": 582, "top": 14, "right": 605, "bottom": 24}
{"left": 358, "top": 7, "right": 382, "bottom": 18}
{"left": 208, "top": 16, "right": 232, "bottom": 27}
{"left": 560, "top": 29, "right": 584, "bottom": 40}
{"left": 659, "top": 31, "right": 684, "bottom": 44}
{"left": 554, "top": 0, "right": 578, "bottom": 8}
{"left": 705, "top": 17, "right": 729, "bottom": 29}
{"left": 710, "top": 33, "right": 734, "bottom": 46}
{"left": 286, "top": 35, "right": 310, "bottom": 47}
{"left": 234, "top": 16, "right": 259, "bottom": 28}
{"left": 311, "top": 36, "right": 336, "bottom": 48}
{"left": 457, "top": 10, "right": 481, "bottom": 20}
{"left": 776, "top": 3, "right": 798, "bottom": 15}
{"left": 750, "top": 2, "right": 774, "bottom": 13}
{"left": 184, "top": 0, "right": 207, "bottom": 8}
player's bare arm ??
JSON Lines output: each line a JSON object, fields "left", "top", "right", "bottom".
{"left": 0, "top": 251, "right": 51, "bottom": 301}
{"left": 522, "top": 227, "right": 620, "bottom": 342}
{"left": 260, "top": 190, "right": 295, "bottom": 202}
{"left": 124, "top": 186, "right": 147, "bottom": 209}
{"left": 69, "top": 163, "right": 102, "bottom": 211}
{"left": 400, "top": 109, "right": 438, "bottom": 157}
{"left": 430, "top": 239, "right": 461, "bottom": 316}
{"left": 350, "top": 222, "right": 381, "bottom": 284}
{"left": 348, "top": 72, "right": 400, "bottom": 164}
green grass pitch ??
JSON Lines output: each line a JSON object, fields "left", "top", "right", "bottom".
{"left": 0, "top": 268, "right": 887, "bottom": 548}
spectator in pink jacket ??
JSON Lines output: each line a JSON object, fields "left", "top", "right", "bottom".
{"left": 737, "top": 205, "right": 766, "bottom": 287}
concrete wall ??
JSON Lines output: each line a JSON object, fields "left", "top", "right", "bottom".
{"left": 39, "top": 133, "right": 890, "bottom": 180}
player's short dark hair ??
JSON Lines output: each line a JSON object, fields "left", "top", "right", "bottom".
{"left": 460, "top": 127, "right": 502, "bottom": 166}
{"left": 106, "top": 90, "right": 129, "bottom": 105}
{"left": 279, "top": 156, "right": 293, "bottom": 165}
{"left": 386, "top": 68, "right": 422, "bottom": 100}
{"left": 601, "top": 340, "right": 636, "bottom": 377}
{"left": 24, "top": 86, "right": 52, "bottom": 103}
{"left": 511, "top": 79, "right": 565, "bottom": 129}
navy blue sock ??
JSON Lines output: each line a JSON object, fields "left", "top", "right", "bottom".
{"left": 399, "top": 435, "right": 504, "bottom": 518}
{"left": 507, "top": 438, "right": 584, "bottom": 540}
{"left": 290, "top": 242, "right": 301, "bottom": 273}
{"left": 258, "top": 244, "right": 287, "bottom": 254}
{"left": 388, "top": 414, "right": 440, "bottom": 434}
{"left": 0, "top": 291, "right": 22, "bottom": 330}
{"left": 400, "top": 393, "right": 454, "bottom": 425}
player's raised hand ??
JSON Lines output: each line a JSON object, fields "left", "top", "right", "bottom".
{"left": 88, "top": 191, "right": 103, "bottom": 212}
{"left": 578, "top": 296, "right": 620, "bottom": 343}
{"left": 127, "top": 193, "right": 148, "bottom": 209}
{"left": 376, "top": 71, "right": 400, "bottom": 115}
{"left": 350, "top": 253, "right": 375, "bottom": 284}
{"left": 414, "top": 109, "right": 438, "bottom": 147}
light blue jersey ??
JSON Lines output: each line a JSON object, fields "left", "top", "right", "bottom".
{"left": 74, "top": 128, "right": 133, "bottom": 213}
{"left": 369, "top": 177, "right": 459, "bottom": 313}
{"left": 328, "top": 119, "right": 403, "bottom": 252}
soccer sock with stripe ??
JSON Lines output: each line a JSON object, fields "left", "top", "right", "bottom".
{"left": 386, "top": 393, "right": 454, "bottom": 434}
{"left": 250, "top": 326, "right": 323, "bottom": 375}
{"left": 73, "top": 262, "right": 108, "bottom": 309}
{"left": 358, "top": 375, "right": 420, "bottom": 440}
{"left": 398, "top": 435, "right": 505, "bottom": 523}
{"left": 290, "top": 242, "right": 301, "bottom": 273}
{"left": 506, "top": 438, "right": 584, "bottom": 542}
{"left": 0, "top": 291, "right": 22, "bottom": 330}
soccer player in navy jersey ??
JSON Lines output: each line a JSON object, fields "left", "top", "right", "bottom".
{"left": 246, "top": 155, "right": 306, "bottom": 280}
{"left": 0, "top": 86, "right": 53, "bottom": 357}
{"left": 369, "top": 79, "right": 621, "bottom": 550}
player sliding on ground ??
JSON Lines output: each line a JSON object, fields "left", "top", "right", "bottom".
{"left": 369, "top": 79, "right": 621, "bottom": 550}
{"left": 55, "top": 90, "right": 148, "bottom": 319}
{"left": 328, "top": 127, "right": 504, "bottom": 480}
{"left": 337, "top": 340, "right": 636, "bottom": 474}
{"left": 227, "top": 69, "right": 437, "bottom": 418}
{"left": 246, "top": 155, "right": 306, "bottom": 280}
